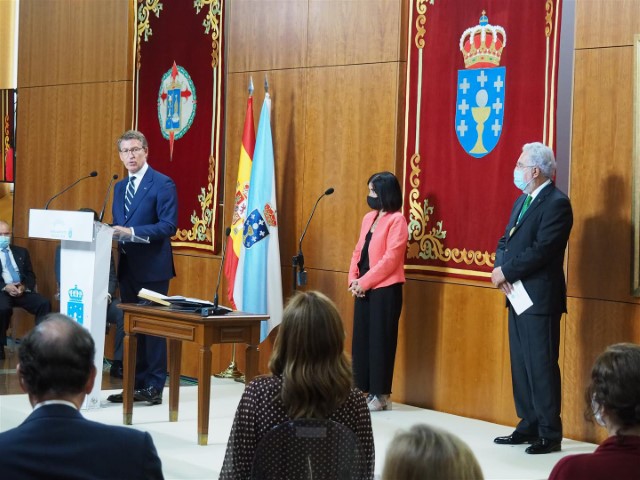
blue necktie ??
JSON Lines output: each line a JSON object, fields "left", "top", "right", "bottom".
{"left": 124, "top": 176, "right": 136, "bottom": 218}
{"left": 3, "top": 248, "right": 20, "bottom": 283}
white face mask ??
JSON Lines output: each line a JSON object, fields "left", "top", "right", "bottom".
{"left": 591, "top": 395, "right": 606, "bottom": 427}
{"left": 513, "top": 168, "right": 533, "bottom": 192}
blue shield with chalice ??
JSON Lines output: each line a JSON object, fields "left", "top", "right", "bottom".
{"left": 455, "top": 12, "right": 507, "bottom": 159}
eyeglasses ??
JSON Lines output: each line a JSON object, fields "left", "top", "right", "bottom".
{"left": 516, "top": 163, "right": 536, "bottom": 169}
{"left": 119, "top": 147, "right": 145, "bottom": 155}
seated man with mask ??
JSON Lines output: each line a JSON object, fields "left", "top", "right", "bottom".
{"left": 0, "top": 220, "right": 51, "bottom": 360}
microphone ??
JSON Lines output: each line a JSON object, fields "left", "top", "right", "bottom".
{"left": 98, "top": 174, "right": 119, "bottom": 222}
{"left": 202, "top": 227, "right": 232, "bottom": 317}
{"left": 293, "top": 187, "right": 335, "bottom": 288}
{"left": 44, "top": 171, "right": 98, "bottom": 210}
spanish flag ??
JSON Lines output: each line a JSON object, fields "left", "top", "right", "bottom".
{"left": 223, "top": 93, "right": 255, "bottom": 309}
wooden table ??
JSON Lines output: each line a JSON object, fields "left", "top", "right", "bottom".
{"left": 119, "top": 303, "right": 267, "bottom": 445}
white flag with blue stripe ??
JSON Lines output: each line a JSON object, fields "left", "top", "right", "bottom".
{"left": 235, "top": 93, "right": 283, "bottom": 341}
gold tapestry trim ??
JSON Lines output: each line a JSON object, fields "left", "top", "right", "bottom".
{"left": 173, "top": 154, "right": 215, "bottom": 245}
{"left": 545, "top": 0, "right": 553, "bottom": 38}
{"left": 406, "top": 154, "right": 495, "bottom": 269}
{"left": 194, "top": 0, "right": 222, "bottom": 68}
{"left": 414, "top": 0, "right": 436, "bottom": 49}
{"left": 136, "top": 0, "right": 163, "bottom": 69}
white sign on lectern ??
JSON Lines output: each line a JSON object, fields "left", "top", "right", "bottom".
{"left": 29, "top": 209, "right": 112, "bottom": 410}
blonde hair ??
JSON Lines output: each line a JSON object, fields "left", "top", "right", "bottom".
{"left": 269, "top": 291, "right": 352, "bottom": 419}
{"left": 382, "top": 424, "right": 484, "bottom": 480}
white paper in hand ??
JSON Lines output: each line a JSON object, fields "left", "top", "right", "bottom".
{"left": 507, "top": 280, "right": 533, "bottom": 315}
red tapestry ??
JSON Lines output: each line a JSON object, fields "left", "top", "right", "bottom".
{"left": 1, "top": 89, "right": 15, "bottom": 182}
{"left": 403, "top": 0, "right": 563, "bottom": 280}
{"left": 134, "top": 0, "right": 225, "bottom": 251}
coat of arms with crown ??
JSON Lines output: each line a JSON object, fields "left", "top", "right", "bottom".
{"left": 455, "top": 12, "right": 507, "bottom": 158}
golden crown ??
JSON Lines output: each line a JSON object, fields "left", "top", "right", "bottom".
{"left": 459, "top": 12, "right": 507, "bottom": 69}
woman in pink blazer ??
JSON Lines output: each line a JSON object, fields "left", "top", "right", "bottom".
{"left": 348, "top": 172, "right": 408, "bottom": 412}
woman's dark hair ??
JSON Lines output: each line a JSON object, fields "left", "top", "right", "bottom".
{"left": 269, "top": 291, "right": 352, "bottom": 419}
{"left": 585, "top": 343, "right": 640, "bottom": 433}
{"left": 368, "top": 171, "right": 403, "bottom": 212}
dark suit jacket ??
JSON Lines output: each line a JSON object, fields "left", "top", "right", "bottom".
{"left": 495, "top": 183, "right": 573, "bottom": 315}
{"left": 0, "top": 245, "right": 37, "bottom": 291}
{"left": 0, "top": 404, "right": 164, "bottom": 479}
{"left": 112, "top": 166, "right": 178, "bottom": 283}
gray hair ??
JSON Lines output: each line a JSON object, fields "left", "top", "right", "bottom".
{"left": 117, "top": 130, "right": 148, "bottom": 150}
{"left": 522, "top": 142, "right": 556, "bottom": 179}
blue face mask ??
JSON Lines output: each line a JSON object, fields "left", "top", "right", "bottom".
{"left": 513, "top": 169, "right": 532, "bottom": 192}
{"left": 0, "top": 236, "right": 9, "bottom": 249}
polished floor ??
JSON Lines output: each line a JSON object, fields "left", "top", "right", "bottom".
{"left": 1, "top": 343, "right": 597, "bottom": 480}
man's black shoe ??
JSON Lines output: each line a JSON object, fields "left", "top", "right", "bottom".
{"left": 525, "top": 437, "right": 561, "bottom": 454}
{"left": 109, "top": 361, "right": 123, "bottom": 379}
{"left": 136, "top": 385, "right": 163, "bottom": 405}
{"left": 106, "top": 390, "right": 146, "bottom": 403}
{"left": 494, "top": 431, "right": 538, "bottom": 445}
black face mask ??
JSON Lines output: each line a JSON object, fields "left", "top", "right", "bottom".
{"left": 367, "top": 195, "right": 382, "bottom": 210}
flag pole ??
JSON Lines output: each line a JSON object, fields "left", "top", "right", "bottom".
{"left": 214, "top": 343, "right": 243, "bottom": 379}
{"left": 214, "top": 76, "right": 255, "bottom": 381}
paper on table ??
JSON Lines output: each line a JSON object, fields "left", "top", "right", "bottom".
{"left": 507, "top": 280, "right": 533, "bottom": 315}
{"left": 138, "top": 288, "right": 215, "bottom": 306}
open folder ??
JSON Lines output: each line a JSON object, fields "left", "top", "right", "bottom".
{"left": 137, "top": 288, "right": 231, "bottom": 315}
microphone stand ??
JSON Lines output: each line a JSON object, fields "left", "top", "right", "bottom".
{"left": 292, "top": 187, "right": 334, "bottom": 291}
{"left": 98, "top": 174, "right": 119, "bottom": 222}
{"left": 44, "top": 171, "right": 98, "bottom": 210}
{"left": 214, "top": 227, "right": 243, "bottom": 380}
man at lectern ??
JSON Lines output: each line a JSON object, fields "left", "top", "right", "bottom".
{"left": 0, "top": 314, "right": 164, "bottom": 479}
{"left": 0, "top": 220, "right": 51, "bottom": 359}
{"left": 491, "top": 142, "right": 573, "bottom": 455}
{"left": 107, "top": 130, "right": 178, "bottom": 406}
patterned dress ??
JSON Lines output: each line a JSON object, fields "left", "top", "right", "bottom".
{"left": 220, "top": 375, "right": 375, "bottom": 479}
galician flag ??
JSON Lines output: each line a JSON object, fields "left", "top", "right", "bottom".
{"left": 223, "top": 94, "right": 255, "bottom": 309}
{"left": 234, "top": 93, "right": 283, "bottom": 341}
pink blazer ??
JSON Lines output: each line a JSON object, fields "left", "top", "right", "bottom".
{"left": 348, "top": 210, "right": 408, "bottom": 291}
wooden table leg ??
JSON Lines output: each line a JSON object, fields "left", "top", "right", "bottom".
{"left": 197, "top": 345, "right": 212, "bottom": 445}
{"left": 245, "top": 343, "right": 259, "bottom": 383}
{"left": 123, "top": 330, "right": 137, "bottom": 425}
{"left": 168, "top": 339, "right": 182, "bottom": 422}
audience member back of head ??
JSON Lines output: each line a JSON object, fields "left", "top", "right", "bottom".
{"left": 382, "top": 423, "right": 484, "bottom": 480}
{"left": 0, "top": 313, "right": 164, "bottom": 480}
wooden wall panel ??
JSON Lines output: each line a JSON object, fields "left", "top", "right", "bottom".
{"left": 575, "top": 0, "right": 640, "bottom": 49}
{"left": 562, "top": 297, "right": 640, "bottom": 443}
{"left": 226, "top": 0, "right": 308, "bottom": 72}
{"left": 18, "top": 0, "right": 132, "bottom": 87}
{"left": 14, "top": 82, "right": 131, "bottom": 239}
{"left": 567, "top": 46, "right": 636, "bottom": 303}
{"left": 393, "top": 279, "right": 519, "bottom": 426}
{"left": 307, "top": 0, "right": 402, "bottom": 66}
{"left": 303, "top": 63, "right": 401, "bottom": 273}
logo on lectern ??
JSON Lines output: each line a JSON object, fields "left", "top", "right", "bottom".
{"left": 67, "top": 284, "right": 85, "bottom": 325}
